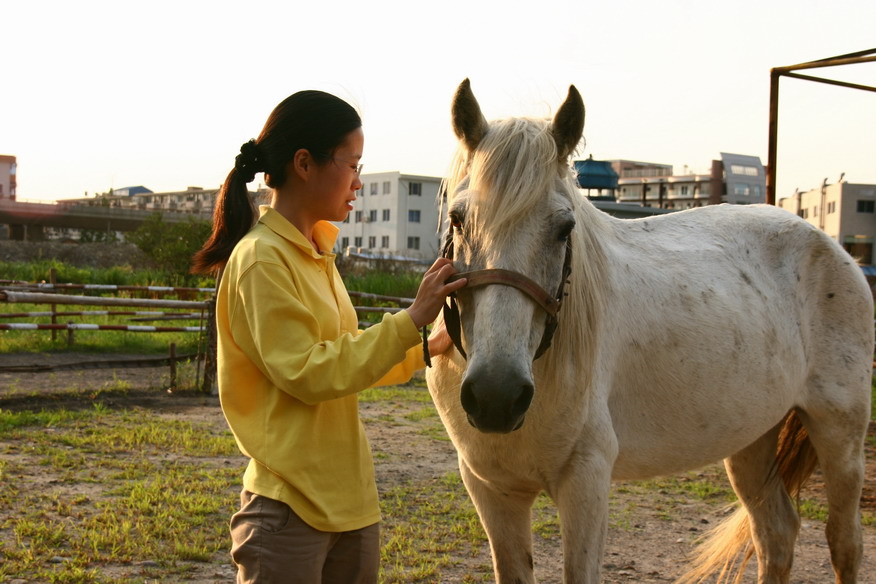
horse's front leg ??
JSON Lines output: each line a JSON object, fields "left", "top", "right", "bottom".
{"left": 460, "top": 458, "right": 539, "bottom": 584}
{"left": 549, "top": 439, "right": 615, "bottom": 583}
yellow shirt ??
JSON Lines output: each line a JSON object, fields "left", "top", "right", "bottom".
{"left": 217, "top": 206, "right": 425, "bottom": 532}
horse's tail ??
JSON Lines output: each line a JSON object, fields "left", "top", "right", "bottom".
{"left": 677, "top": 411, "right": 818, "bottom": 584}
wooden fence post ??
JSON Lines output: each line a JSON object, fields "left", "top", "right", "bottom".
{"left": 201, "top": 296, "right": 218, "bottom": 395}
{"left": 169, "top": 342, "right": 177, "bottom": 390}
{"left": 50, "top": 268, "right": 57, "bottom": 342}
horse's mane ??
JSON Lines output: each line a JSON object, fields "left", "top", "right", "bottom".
{"left": 445, "top": 117, "right": 561, "bottom": 246}
{"left": 443, "top": 115, "right": 609, "bottom": 391}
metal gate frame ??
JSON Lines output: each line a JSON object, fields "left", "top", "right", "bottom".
{"left": 767, "top": 48, "right": 876, "bottom": 205}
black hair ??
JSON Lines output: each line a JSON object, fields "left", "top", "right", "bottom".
{"left": 192, "top": 91, "right": 362, "bottom": 274}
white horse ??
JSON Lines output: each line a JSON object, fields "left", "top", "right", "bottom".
{"left": 426, "top": 79, "right": 873, "bottom": 584}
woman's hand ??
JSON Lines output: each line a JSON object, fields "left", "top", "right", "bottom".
{"left": 406, "top": 258, "right": 467, "bottom": 329}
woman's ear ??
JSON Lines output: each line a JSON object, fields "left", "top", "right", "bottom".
{"left": 290, "top": 148, "right": 312, "bottom": 180}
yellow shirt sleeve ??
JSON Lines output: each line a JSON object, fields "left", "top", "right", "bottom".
{"left": 370, "top": 340, "right": 427, "bottom": 387}
{"left": 229, "top": 260, "right": 423, "bottom": 405}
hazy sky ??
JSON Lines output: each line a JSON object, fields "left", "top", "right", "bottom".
{"left": 3, "top": 0, "right": 874, "bottom": 201}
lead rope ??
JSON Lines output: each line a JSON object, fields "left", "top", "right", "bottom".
{"left": 422, "top": 325, "right": 431, "bottom": 368}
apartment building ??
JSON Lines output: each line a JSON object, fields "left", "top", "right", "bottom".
{"left": 778, "top": 181, "right": 876, "bottom": 265}
{"left": 333, "top": 172, "right": 443, "bottom": 260}
{"left": 59, "top": 185, "right": 276, "bottom": 218}
{"left": 610, "top": 153, "right": 765, "bottom": 210}
{"left": 0, "top": 155, "right": 16, "bottom": 200}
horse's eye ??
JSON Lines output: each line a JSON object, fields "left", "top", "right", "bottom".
{"left": 557, "top": 221, "right": 575, "bottom": 242}
{"left": 450, "top": 212, "right": 463, "bottom": 230}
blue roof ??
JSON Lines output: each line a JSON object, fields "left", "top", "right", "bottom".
{"left": 574, "top": 157, "right": 618, "bottom": 190}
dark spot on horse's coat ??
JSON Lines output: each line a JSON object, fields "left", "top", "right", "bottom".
{"left": 739, "top": 270, "right": 753, "bottom": 286}
{"left": 827, "top": 292, "right": 835, "bottom": 299}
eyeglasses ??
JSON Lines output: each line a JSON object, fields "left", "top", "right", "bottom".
{"left": 331, "top": 156, "right": 363, "bottom": 176}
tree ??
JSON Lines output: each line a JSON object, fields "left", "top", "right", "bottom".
{"left": 127, "top": 213, "right": 212, "bottom": 275}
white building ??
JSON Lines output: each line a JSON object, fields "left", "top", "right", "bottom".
{"left": 333, "top": 172, "right": 444, "bottom": 261}
{"left": 613, "top": 153, "right": 766, "bottom": 210}
{"left": 778, "top": 180, "right": 876, "bottom": 265}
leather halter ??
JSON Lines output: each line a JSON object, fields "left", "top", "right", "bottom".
{"left": 422, "top": 230, "right": 572, "bottom": 366}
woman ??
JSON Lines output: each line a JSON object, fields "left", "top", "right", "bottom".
{"left": 192, "top": 90, "right": 465, "bottom": 583}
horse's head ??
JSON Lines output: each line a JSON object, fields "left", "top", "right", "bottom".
{"left": 443, "top": 79, "right": 585, "bottom": 434}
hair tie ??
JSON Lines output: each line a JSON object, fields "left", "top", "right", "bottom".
{"left": 234, "top": 139, "right": 263, "bottom": 183}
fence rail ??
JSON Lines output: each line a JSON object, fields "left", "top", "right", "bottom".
{"left": 4, "top": 311, "right": 201, "bottom": 319}
{"left": 1, "top": 280, "right": 415, "bottom": 394}
{"left": 0, "top": 290, "right": 210, "bottom": 310}
{"left": 1, "top": 323, "right": 204, "bottom": 332}
{"left": 16, "top": 283, "right": 216, "bottom": 294}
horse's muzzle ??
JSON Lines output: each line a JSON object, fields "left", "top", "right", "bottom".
{"left": 460, "top": 374, "right": 534, "bottom": 434}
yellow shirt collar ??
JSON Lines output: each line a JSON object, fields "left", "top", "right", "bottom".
{"left": 257, "top": 205, "right": 339, "bottom": 258}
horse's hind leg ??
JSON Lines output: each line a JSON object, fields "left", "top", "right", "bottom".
{"left": 459, "top": 459, "right": 539, "bottom": 584}
{"left": 724, "top": 422, "right": 799, "bottom": 584}
{"left": 798, "top": 397, "right": 867, "bottom": 584}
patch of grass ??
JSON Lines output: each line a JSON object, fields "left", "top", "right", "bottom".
{"left": 0, "top": 259, "right": 214, "bottom": 288}
{"left": 360, "top": 385, "right": 433, "bottom": 404}
{"left": 379, "top": 472, "right": 486, "bottom": 583}
{"left": 0, "top": 403, "right": 239, "bottom": 583}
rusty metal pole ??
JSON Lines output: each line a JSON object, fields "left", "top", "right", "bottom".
{"left": 766, "top": 49, "right": 875, "bottom": 205}
{"left": 767, "top": 69, "right": 780, "bottom": 206}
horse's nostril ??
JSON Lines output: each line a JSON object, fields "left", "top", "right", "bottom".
{"left": 512, "top": 383, "right": 534, "bottom": 419}
{"left": 460, "top": 380, "right": 480, "bottom": 418}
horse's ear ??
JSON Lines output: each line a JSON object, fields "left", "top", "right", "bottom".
{"left": 551, "top": 85, "right": 585, "bottom": 161}
{"left": 452, "top": 78, "right": 489, "bottom": 152}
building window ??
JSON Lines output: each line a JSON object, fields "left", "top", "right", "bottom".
{"left": 407, "top": 236, "right": 420, "bottom": 250}
{"left": 370, "top": 183, "right": 378, "bottom": 195}
{"left": 382, "top": 181, "right": 391, "bottom": 194}
{"left": 733, "top": 184, "right": 751, "bottom": 196}
{"left": 368, "top": 209, "right": 377, "bottom": 222}
{"left": 680, "top": 185, "right": 688, "bottom": 195}
{"left": 856, "top": 200, "right": 874, "bottom": 213}
{"left": 381, "top": 235, "right": 390, "bottom": 248}
{"left": 382, "top": 209, "right": 390, "bottom": 221}
{"left": 355, "top": 210, "right": 363, "bottom": 222}
{"left": 341, "top": 236, "right": 349, "bottom": 249}
{"left": 354, "top": 236, "right": 362, "bottom": 248}
{"left": 408, "top": 210, "right": 421, "bottom": 223}
{"left": 368, "top": 236, "right": 376, "bottom": 249}
{"left": 730, "top": 165, "right": 759, "bottom": 176}
{"left": 409, "top": 182, "right": 422, "bottom": 196}
{"left": 827, "top": 201, "right": 836, "bottom": 214}
{"left": 843, "top": 236, "right": 873, "bottom": 264}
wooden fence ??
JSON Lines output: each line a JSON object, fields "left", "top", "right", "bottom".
{"left": 0, "top": 279, "right": 415, "bottom": 394}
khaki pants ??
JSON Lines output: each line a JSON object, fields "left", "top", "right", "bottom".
{"left": 230, "top": 490, "right": 379, "bottom": 584}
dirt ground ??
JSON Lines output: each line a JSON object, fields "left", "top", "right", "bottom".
{"left": 0, "top": 354, "right": 875, "bottom": 583}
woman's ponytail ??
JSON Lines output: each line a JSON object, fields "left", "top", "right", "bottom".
{"left": 190, "top": 141, "right": 262, "bottom": 274}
